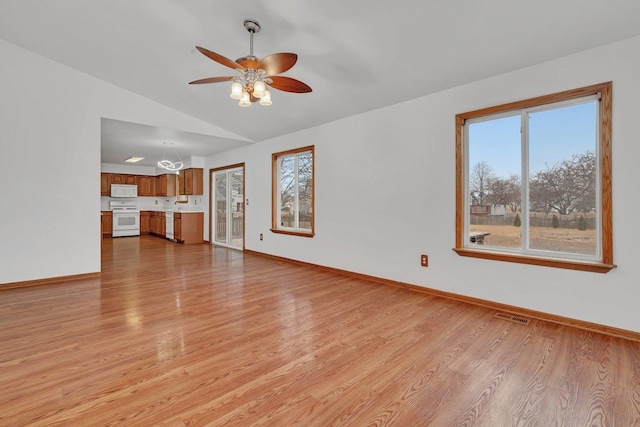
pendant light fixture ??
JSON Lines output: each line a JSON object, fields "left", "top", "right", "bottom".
{"left": 157, "top": 142, "right": 184, "bottom": 172}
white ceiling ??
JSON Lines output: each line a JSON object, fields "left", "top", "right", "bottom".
{"left": 99, "top": 118, "right": 253, "bottom": 167}
{"left": 2, "top": 0, "right": 640, "bottom": 167}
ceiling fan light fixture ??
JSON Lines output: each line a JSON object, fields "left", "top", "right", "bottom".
{"left": 252, "top": 80, "right": 266, "bottom": 99}
{"left": 191, "top": 19, "right": 311, "bottom": 109}
{"left": 230, "top": 81, "right": 243, "bottom": 99}
{"left": 259, "top": 90, "right": 272, "bottom": 106}
{"left": 238, "top": 90, "right": 252, "bottom": 107}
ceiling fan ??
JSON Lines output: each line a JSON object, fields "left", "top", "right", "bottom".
{"left": 189, "top": 19, "right": 312, "bottom": 107}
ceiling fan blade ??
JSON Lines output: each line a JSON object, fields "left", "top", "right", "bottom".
{"left": 188, "top": 76, "right": 235, "bottom": 85}
{"left": 266, "top": 76, "right": 312, "bottom": 93}
{"left": 195, "top": 46, "right": 245, "bottom": 71}
{"left": 259, "top": 53, "right": 298, "bottom": 75}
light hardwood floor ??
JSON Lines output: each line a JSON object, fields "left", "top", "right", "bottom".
{"left": 1, "top": 236, "right": 638, "bottom": 426}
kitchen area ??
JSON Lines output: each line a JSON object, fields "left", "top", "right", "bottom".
{"left": 101, "top": 168, "right": 204, "bottom": 245}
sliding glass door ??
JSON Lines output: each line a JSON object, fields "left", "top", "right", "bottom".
{"left": 212, "top": 166, "right": 244, "bottom": 249}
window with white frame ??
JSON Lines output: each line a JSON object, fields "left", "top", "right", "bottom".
{"left": 271, "top": 146, "right": 314, "bottom": 237}
{"left": 454, "top": 83, "right": 613, "bottom": 273}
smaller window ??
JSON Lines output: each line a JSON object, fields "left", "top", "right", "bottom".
{"left": 271, "top": 146, "right": 315, "bottom": 237}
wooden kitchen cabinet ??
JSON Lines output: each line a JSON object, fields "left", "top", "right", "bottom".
{"left": 154, "top": 175, "right": 165, "bottom": 196}
{"left": 174, "top": 214, "right": 181, "bottom": 241}
{"left": 149, "top": 212, "right": 158, "bottom": 235}
{"left": 101, "top": 173, "right": 111, "bottom": 196}
{"left": 149, "top": 211, "right": 166, "bottom": 237}
{"left": 155, "top": 174, "right": 177, "bottom": 197}
{"left": 101, "top": 172, "right": 181, "bottom": 197}
{"left": 159, "top": 213, "right": 166, "bottom": 238}
{"left": 137, "top": 176, "right": 154, "bottom": 196}
{"left": 150, "top": 211, "right": 159, "bottom": 235}
{"left": 174, "top": 212, "right": 203, "bottom": 244}
{"left": 140, "top": 211, "right": 150, "bottom": 234}
{"left": 110, "top": 174, "right": 124, "bottom": 184}
{"left": 101, "top": 211, "right": 112, "bottom": 237}
{"left": 110, "top": 174, "right": 137, "bottom": 185}
{"left": 178, "top": 168, "right": 203, "bottom": 196}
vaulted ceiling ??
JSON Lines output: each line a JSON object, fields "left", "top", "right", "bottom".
{"left": 2, "top": 0, "right": 640, "bottom": 167}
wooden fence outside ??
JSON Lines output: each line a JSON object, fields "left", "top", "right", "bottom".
{"left": 470, "top": 213, "right": 596, "bottom": 230}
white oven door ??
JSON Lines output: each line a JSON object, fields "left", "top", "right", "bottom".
{"left": 112, "top": 211, "right": 140, "bottom": 237}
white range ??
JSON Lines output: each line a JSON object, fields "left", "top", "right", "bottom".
{"left": 110, "top": 200, "right": 140, "bottom": 237}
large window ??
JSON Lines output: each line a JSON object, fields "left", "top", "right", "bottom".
{"left": 271, "top": 145, "right": 314, "bottom": 237}
{"left": 455, "top": 83, "right": 613, "bottom": 273}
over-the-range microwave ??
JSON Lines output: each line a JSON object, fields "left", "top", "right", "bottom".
{"left": 111, "top": 184, "right": 138, "bottom": 198}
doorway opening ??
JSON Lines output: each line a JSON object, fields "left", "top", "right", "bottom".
{"left": 211, "top": 164, "right": 245, "bottom": 250}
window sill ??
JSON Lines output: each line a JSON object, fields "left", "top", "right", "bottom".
{"left": 270, "top": 228, "right": 315, "bottom": 238}
{"left": 453, "top": 247, "right": 616, "bottom": 273}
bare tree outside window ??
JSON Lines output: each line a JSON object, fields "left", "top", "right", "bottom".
{"left": 529, "top": 151, "right": 596, "bottom": 215}
{"left": 297, "top": 153, "right": 313, "bottom": 229}
{"left": 490, "top": 174, "right": 521, "bottom": 213}
{"left": 272, "top": 146, "right": 315, "bottom": 236}
{"left": 469, "top": 161, "right": 495, "bottom": 206}
{"left": 279, "top": 156, "right": 296, "bottom": 227}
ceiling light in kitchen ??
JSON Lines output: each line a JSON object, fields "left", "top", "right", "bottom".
{"left": 124, "top": 156, "right": 145, "bottom": 163}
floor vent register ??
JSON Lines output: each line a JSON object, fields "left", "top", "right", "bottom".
{"left": 494, "top": 312, "right": 532, "bottom": 326}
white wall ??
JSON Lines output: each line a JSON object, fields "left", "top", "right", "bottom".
{"left": 0, "top": 39, "right": 236, "bottom": 284}
{"left": 205, "top": 35, "right": 640, "bottom": 333}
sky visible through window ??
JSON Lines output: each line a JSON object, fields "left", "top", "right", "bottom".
{"left": 469, "top": 101, "right": 597, "bottom": 178}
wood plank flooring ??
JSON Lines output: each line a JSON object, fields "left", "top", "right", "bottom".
{"left": 1, "top": 236, "right": 638, "bottom": 426}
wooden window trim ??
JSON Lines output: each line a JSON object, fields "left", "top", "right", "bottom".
{"left": 271, "top": 145, "right": 315, "bottom": 237}
{"left": 269, "top": 228, "right": 315, "bottom": 238}
{"left": 454, "top": 82, "right": 614, "bottom": 273}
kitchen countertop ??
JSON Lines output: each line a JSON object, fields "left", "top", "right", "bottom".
{"left": 141, "top": 209, "right": 203, "bottom": 213}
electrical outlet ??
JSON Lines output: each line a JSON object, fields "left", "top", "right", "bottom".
{"left": 421, "top": 254, "right": 428, "bottom": 267}
{"left": 260, "top": 233, "right": 263, "bottom": 241}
